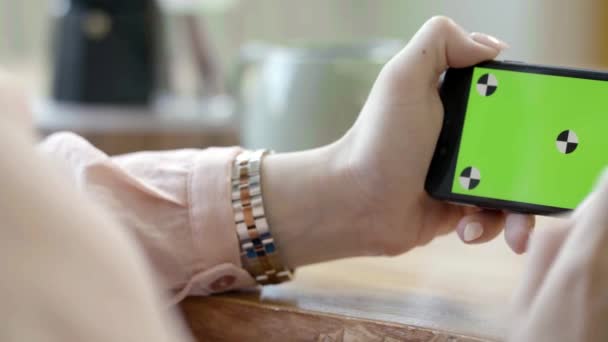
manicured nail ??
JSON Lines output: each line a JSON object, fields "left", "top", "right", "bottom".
{"left": 505, "top": 214, "right": 532, "bottom": 253}
{"left": 463, "top": 222, "right": 484, "bottom": 242}
{"left": 505, "top": 214, "right": 529, "bottom": 231}
{"left": 470, "top": 32, "right": 510, "bottom": 50}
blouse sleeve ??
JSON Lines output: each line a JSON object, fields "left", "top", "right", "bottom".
{"left": 39, "top": 132, "right": 256, "bottom": 304}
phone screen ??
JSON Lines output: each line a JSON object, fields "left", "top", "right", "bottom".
{"left": 451, "top": 66, "right": 608, "bottom": 210}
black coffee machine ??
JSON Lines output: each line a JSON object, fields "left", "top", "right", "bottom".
{"left": 52, "top": 0, "right": 165, "bottom": 105}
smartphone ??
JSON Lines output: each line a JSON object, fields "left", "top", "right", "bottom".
{"left": 425, "top": 60, "right": 608, "bottom": 215}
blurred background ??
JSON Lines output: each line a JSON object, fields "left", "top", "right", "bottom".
{"left": 1, "top": 0, "right": 607, "bottom": 154}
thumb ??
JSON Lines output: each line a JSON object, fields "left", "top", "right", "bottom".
{"left": 383, "top": 16, "right": 508, "bottom": 88}
{"left": 560, "top": 170, "right": 608, "bottom": 257}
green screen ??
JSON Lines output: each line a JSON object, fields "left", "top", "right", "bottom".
{"left": 452, "top": 67, "right": 608, "bottom": 209}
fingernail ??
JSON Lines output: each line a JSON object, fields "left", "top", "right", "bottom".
{"left": 470, "top": 32, "right": 510, "bottom": 50}
{"left": 505, "top": 214, "right": 530, "bottom": 231}
{"left": 505, "top": 214, "right": 532, "bottom": 253}
{"left": 463, "top": 222, "right": 484, "bottom": 242}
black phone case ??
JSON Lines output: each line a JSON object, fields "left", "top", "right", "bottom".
{"left": 425, "top": 60, "right": 608, "bottom": 215}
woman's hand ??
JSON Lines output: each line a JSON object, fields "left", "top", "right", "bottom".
{"left": 508, "top": 173, "right": 608, "bottom": 342}
{"left": 263, "top": 16, "right": 534, "bottom": 268}
{"left": 337, "top": 16, "right": 533, "bottom": 254}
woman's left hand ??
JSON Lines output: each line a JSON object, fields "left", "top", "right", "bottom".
{"left": 263, "top": 17, "right": 534, "bottom": 267}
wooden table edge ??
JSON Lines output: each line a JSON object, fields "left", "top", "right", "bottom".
{"left": 181, "top": 294, "right": 496, "bottom": 342}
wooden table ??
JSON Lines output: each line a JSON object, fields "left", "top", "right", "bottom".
{"left": 181, "top": 219, "right": 560, "bottom": 341}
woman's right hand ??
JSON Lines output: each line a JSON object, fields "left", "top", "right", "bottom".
{"left": 509, "top": 172, "right": 608, "bottom": 341}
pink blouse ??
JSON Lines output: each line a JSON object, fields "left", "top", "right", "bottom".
{"left": 39, "top": 132, "right": 256, "bottom": 304}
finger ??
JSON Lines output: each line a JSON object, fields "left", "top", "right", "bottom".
{"left": 518, "top": 173, "right": 608, "bottom": 340}
{"left": 510, "top": 220, "right": 570, "bottom": 315}
{"left": 557, "top": 170, "right": 608, "bottom": 261}
{"left": 571, "top": 179, "right": 601, "bottom": 221}
{"left": 461, "top": 205, "right": 481, "bottom": 216}
{"left": 384, "top": 16, "right": 508, "bottom": 88}
{"left": 504, "top": 213, "right": 535, "bottom": 254}
{"left": 567, "top": 172, "right": 608, "bottom": 252}
{"left": 456, "top": 210, "right": 505, "bottom": 244}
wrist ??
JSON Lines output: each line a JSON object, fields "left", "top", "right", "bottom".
{"left": 261, "top": 142, "right": 369, "bottom": 268}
